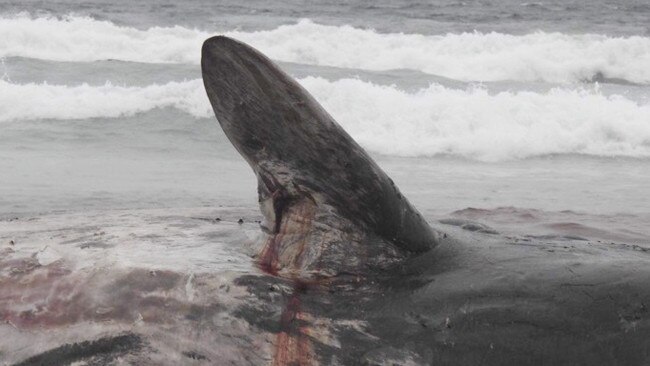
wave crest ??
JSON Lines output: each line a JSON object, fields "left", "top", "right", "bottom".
{"left": 1, "top": 14, "right": 650, "bottom": 84}
{"left": 0, "top": 79, "right": 211, "bottom": 121}
{"left": 2, "top": 78, "right": 649, "bottom": 161}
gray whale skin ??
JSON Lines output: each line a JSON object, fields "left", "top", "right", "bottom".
{"left": 5, "top": 37, "right": 650, "bottom": 366}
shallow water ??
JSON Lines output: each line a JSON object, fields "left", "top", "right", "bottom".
{"left": 0, "top": 1, "right": 649, "bottom": 246}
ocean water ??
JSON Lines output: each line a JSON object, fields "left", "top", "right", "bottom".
{"left": 1, "top": 1, "right": 650, "bottom": 244}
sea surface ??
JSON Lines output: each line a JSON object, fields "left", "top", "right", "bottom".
{"left": 1, "top": 0, "right": 650, "bottom": 244}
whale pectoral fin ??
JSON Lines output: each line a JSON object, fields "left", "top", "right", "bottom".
{"left": 201, "top": 36, "right": 438, "bottom": 276}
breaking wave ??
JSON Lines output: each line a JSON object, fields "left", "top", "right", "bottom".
{"left": 1, "top": 14, "right": 650, "bottom": 84}
{"left": 0, "top": 79, "right": 209, "bottom": 121}
{"left": 2, "top": 78, "right": 649, "bottom": 161}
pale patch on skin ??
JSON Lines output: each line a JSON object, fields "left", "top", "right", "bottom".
{"left": 296, "top": 314, "right": 378, "bottom": 349}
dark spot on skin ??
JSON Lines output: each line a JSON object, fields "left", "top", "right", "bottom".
{"left": 14, "top": 333, "right": 143, "bottom": 366}
{"left": 183, "top": 351, "right": 209, "bottom": 360}
{"left": 245, "top": 135, "right": 265, "bottom": 152}
{"left": 79, "top": 242, "right": 112, "bottom": 249}
{"left": 293, "top": 280, "right": 309, "bottom": 295}
{"left": 271, "top": 190, "right": 291, "bottom": 233}
{"left": 185, "top": 305, "right": 204, "bottom": 321}
{"left": 238, "top": 218, "right": 244, "bottom": 224}
{"left": 183, "top": 303, "right": 225, "bottom": 323}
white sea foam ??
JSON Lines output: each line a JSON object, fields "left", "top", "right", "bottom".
{"left": 2, "top": 78, "right": 649, "bottom": 161}
{"left": 302, "top": 78, "right": 650, "bottom": 161}
{"left": 0, "top": 79, "right": 210, "bottom": 121}
{"left": 0, "top": 13, "right": 208, "bottom": 64}
{"left": 231, "top": 21, "right": 650, "bottom": 84}
{"left": 1, "top": 14, "right": 650, "bottom": 84}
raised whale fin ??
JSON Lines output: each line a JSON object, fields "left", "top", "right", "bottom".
{"left": 202, "top": 36, "right": 438, "bottom": 276}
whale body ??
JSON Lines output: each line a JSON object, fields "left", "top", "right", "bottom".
{"left": 199, "top": 36, "right": 650, "bottom": 366}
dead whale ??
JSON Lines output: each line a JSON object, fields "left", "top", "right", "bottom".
{"left": 200, "top": 36, "right": 650, "bottom": 366}
{"left": 2, "top": 37, "right": 650, "bottom": 366}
